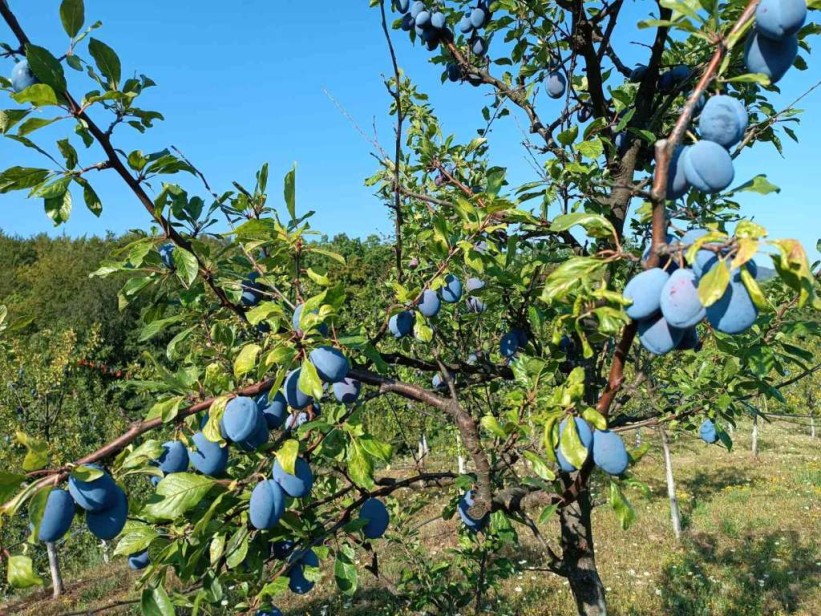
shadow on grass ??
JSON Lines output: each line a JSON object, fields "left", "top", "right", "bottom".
{"left": 659, "top": 530, "right": 819, "bottom": 616}
{"left": 678, "top": 467, "right": 757, "bottom": 531}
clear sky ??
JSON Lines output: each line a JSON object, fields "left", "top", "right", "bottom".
{"left": 0, "top": 1, "right": 819, "bottom": 262}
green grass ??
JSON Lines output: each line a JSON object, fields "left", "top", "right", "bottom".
{"left": 5, "top": 420, "right": 820, "bottom": 615}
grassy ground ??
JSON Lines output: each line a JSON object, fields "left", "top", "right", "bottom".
{"left": 4, "top": 419, "right": 819, "bottom": 615}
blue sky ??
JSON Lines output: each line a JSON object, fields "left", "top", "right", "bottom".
{"left": 0, "top": 1, "right": 818, "bottom": 262}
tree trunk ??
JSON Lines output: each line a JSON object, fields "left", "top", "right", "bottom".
{"left": 559, "top": 489, "right": 607, "bottom": 615}
{"left": 751, "top": 415, "right": 759, "bottom": 458}
{"left": 658, "top": 426, "right": 681, "bottom": 540}
{"left": 46, "top": 542, "right": 64, "bottom": 599}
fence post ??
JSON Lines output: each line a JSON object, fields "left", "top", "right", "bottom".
{"left": 657, "top": 426, "right": 682, "bottom": 540}
{"left": 46, "top": 542, "right": 64, "bottom": 598}
{"left": 752, "top": 415, "right": 759, "bottom": 458}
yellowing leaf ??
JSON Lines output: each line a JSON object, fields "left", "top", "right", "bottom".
{"left": 698, "top": 259, "right": 730, "bottom": 308}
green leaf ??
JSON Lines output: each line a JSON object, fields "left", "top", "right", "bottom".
{"left": 44, "top": 190, "right": 72, "bottom": 225}
{"left": 7, "top": 555, "right": 43, "bottom": 589}
{"left": 334, "top": 544, "right": 358, "bottom": 596}
{"left": 71, "top": 464, "right": 103, "bottom": 482}
{"left": 142, "top": 473, "right": 216, "bottom": 520}
{"left": 57, "top": 139, "right": 78, "bottom": 169}
{"left": 0, "top": 109, "right": 31, "bottom": 133}
{"left": 60, "top": 0, "right": 85, "bottom": 38}
{"left": 145, "top": 395, "right": 184, "bottom": 423}
{"left": 139, "top": 315, "right": 184, "bottom": 342}
{"left": 414, "top": 320, "right": 433, "bottom": 342}
{"left": 233, "top": 344, "right": 261, "bottom": 379}
{"left": 16, "top": 431, "right": 49, "bottom": 472}
{"left": 88, "top": 38, "right": 121, "bottom": 88}
{"left": 359, "top": 435, "right": 393, "bottom": 463}
{"left": 284, "top": 164, "right": 296, "bottom": 221}
{"left": 114, "top": 522, "right": 159, "bottom": 556}
{"left": 559, "top": 418, "right": 588, "bottom": 470}
{"left": 203, "top": 396, "right": 229, "bottom": 443}
{"left": 550, "top": 213, "right": 615, "bottom": 240}
{"left": 740, "top": 267, "right": 769, "bottom": 311}
{"left": 28, "top": 486, "right": 52, "bottom": 541}
{"left": 298, "top": 358, "right": 323, "bottom": 401}
{"left": 0, "top": 472, "right": 25, "bottom": 505}
{"left": 557, "top": 124, "right": 579, "bottom": 146}
{"left": 538, "top": 503, "right": 558, "bottom": 524}
{"left": 480, "top": 415, "right": 507, "bottom": 439}
{"left": 697, "top": 259, "right": 730, "bottom": 307}
{"left": 733, "top": 174, "right": 780, "bottom": 195}
{"left": 141, "top": 585, "right": 175, "bottom": 616}
{"left": 172, "top": 247, "right": 198, "bottom": 286}
{"left": 24, "top": 44, "right": 67, "bottom": 93}
{"left": 76, "top": 177, "right": 102, "bottom": 216}
{"left": 582, "top": 407, "right": 607, "bottom": 431}
{"left": 522, "top": 451, "right": 556, "bottom": 481}
{"left": 0, "top": 166, "right": 50, "bottom": 193}
{"left": 609, "top": 481, "right": 636, "bottom": 530}
{"left": 347, "top": 441, "right": 375, "bottom": 489}
{"left": 11, "top": 84, "right": 59, "bottom": 107}
{"left": 275, "top": 440, "right": 299, "bottom": 476}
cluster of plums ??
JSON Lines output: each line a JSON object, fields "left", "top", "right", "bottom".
{"left": 389, "top": 274, "right": 487, "bottom": 337}
{"left": 36, "top": 465, "right": 128, "bottom": 547}
{"left": 556, "top": 417, "right": 629, "bottom": 476}
{"left": 624, "top": 229, "right": 760, "bottom": 355}
{"left": 395, "top": 1, "right": 453, "bottom": 52}
{"left": 665, "top": 93, "right": 748, "bottom": 197}
{"left": 744, "top": 0, "right": 805, "bottom": 84}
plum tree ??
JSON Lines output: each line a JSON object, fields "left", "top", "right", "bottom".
{"left": 359, "top": 498, "right": 390, "bottom": 539}
{"left": 249, "top": 479, "right": 286, "bottom": 530}
{"left": 755, "top": 0, "right": 807, "bottom": 40}
{"left": 699, "top": 419, "right": 718, "bottom": 444}
{"left": 546, "top": 70, "right": 566, "bottom": 99}
{"left": 682, "top": 140, "right": 735, "bottom": 193}
{"left": 659, "top": 269, "right": 706, "bottom": 329}
{"left": 85, "top": 485, "right": 127, "bottom": 540}
{"left": 417, "top": 288, "right": 441, "bottom": 317}
{"left": 10, "top": 59, "right": 36, "bottom": 92}
{"left": 221, "top": 396, "right": 262, "bottom": 442}
{"left": 272, "top": 457, "right": 314, "bottom": 498}
{"left": 744, "top": 31, "right": 798, "bottom": 84}
{"left": 332, "top": 377, "right": 361, "bottom": 403}
{"left": 156, "top": 440, "right": 189, "bottom": 474}
{"left": 257, "top": 390, "right": 288, "bottom": 429}
{"left": 591, "top": 430, "right": 628, "bottom": 476}
{"left": 36, "top": 489, "right": 75, "bottom": 543}
{"left": 67, "top": 464, "right": 118, "bottom": 512}
{"left": 308, "top": 346, "right": 350, "bottom": 383}
{"left": 698, "top": 95, "right": 748, "bottom": 148}
{"left": 127, "top": 550, "right": 150, "bottom": 570}
{"left": 439, "top": 274, "right": 462, "bottom": 303}
{"left": 623, "top": 268, "right": 670, "bottom": 321}
{"left": 389, "top": 310, "right": 414, "bottom": 337}
{"left": 189, "top": 431, "right": 229, "bottom": 476}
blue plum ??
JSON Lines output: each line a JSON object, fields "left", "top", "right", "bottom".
{"left": 157, "top": 440, "right": 189, "bottom": 474}
{"left": 682, "top": 140, "right": 735, "bottom": 193}
{"left": 592, "top": 430, "right": 629, "bottom": 475}
{"left": 629, "top": 64, "right": 647, "bottom": 82}
{"left": 86, "top": 486, "right": 128, "bottom": 540}
{"left": 755, "top": 0, "right": 806, "bottom": 40}
{"left": 292, "top": 303, "right": 328, "bottom": 336}
{"left": 418, "top": 289, "right": 441, "bottom": 317}
{"left": 240, "top": 272, "right": 263, "bottom": 307}
{"left": 466, "top": 297, "right": 486, "bottom": 314}
{"left": 666, "top": 145, "right": 690, "bottom": 199}
{"left": 284, "top": 369, "right": 312, "bottom": 409}
{"left": 698, "top": 95, "right": 748, "bottom": 148}
{"left": 68, "top": 464, "right": 118, "bottom": 512}
{"left": 623, "top": 268, "right": 670, "bottom": 321}
{"left": 272, "top": 457, "right": 314, "bottom": 498}
{"left": 359, "top": 498, "right": 390, "bottom": 539}
{"left": 221, "top": 396, "right": 261, "bottom": 442}
{"left": 284, "top": 407, "right": 319, "bottom": 431}
{"left": 159, "top": 243, "right": 175, "bottom": 268}
{"left": 705, "top": 279, "right": 758, "bottom": 334}
{"left": 699, "top": 419, "right": 718, "bottom": 443}
{"left": 257, "top": 390, "right": 288, "bottom": 430}
{"left": 410, "top": 1, "right": 425, "bottom": 18}
{"left": 272, "top": 539, "right": 295, "bottom": 559}
{"left": 37, "top": 488, "right": 75, "bottom": 543}
{"left": 659, "top": 268, "right": 706, "bottom": 329}
{"left": 431, "top": 11, "right": 446, "bottom": 30}
{"left": 472, "top": 37, "right": 488, "bottom": 57}
{"left": 440, "top": 274, "right": 463, "bottom": 303}
{"left": 499, "top": 331, "right": 520, "bottom": 358}
{"left": 470, "top": 6, "right": 489, "bottom": 29}
{"left": 238, "top": 409, "right": 269, "bottom": 450}
{"left": 189, "top": 432, "right": 229, "bottom": 476}
{"left": 578, "top": 105, "right": 592, "bottom": 122}
{"left": 11, "top": 60, "right": 37, "bottom": 92}
{"left": 415, "top": 10, "right": 431, "bottom": 28}
{"left": 128, "top": 550, "right": 150, "bottom": 570}
{"left": 466, "top": 277, "right": 485, "bottom": 292}
{"left": 659, "top": 64, "right": 692, "bottom": 93}
{"left": 556, "top": 417, "right": 593, "bottom": 472}
{"left": 288, "top": 565, "right": 314, "bottom": 595}
{"left": 744, "top": 31, "right": 798, "bottom": 84}
{"left": 309, "top": 346, "right": 350, "bottom": 383}
{"left": 249, "top": 479, "right": 286, "bottom": 530}
{"left": 394, "top": 0, "right": 411, "bottom": 14}
{"left": 457, "top": 490, "right": 489, "bottom": 532}
{"left": 432, "top": 373, "right": 444, "bottom": 389}
{"left": 546, "top": 71, "right": 567, "bottom": 99}
{"left": 637, "top": 314, "right": 685, "bottom": 355}
{"left": 676, "top": 327, "right": 701, "bottom": 351}
{"left": 401, "top": 13, "right": 414, "bottom": 31}
{"left": 446, "top": 63, "right": 461, "bottom": 82}
{"left": 333, "top": 378, "right": 361, "bottom": 404}
{"left": 389, "top": 311, "right": 415, "bottom": 338}
{"left": 458, "top": 13, "right": 474, "bottom": 34}
{"left": 256, "top": 609, "right": 283, "bottom": 616}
